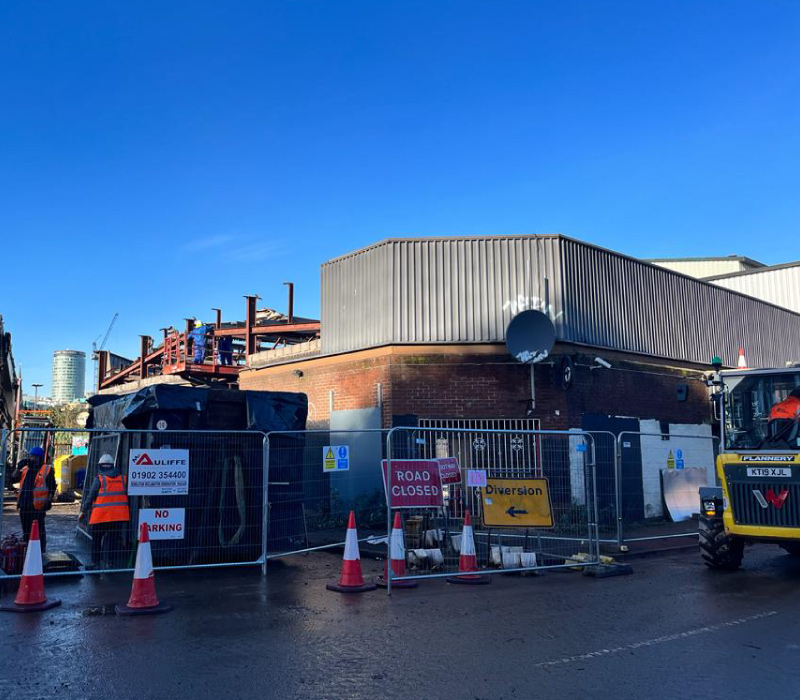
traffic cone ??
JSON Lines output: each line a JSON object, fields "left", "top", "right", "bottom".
{"left": 0, "top": 520, "right": 61, "bottom": 612}
{"left": 327, "top": 511, "right": 376, "bottom": 593}
{"left": 116, "top": 523, "right": 172, "bottom": 615}
{"left": 447, "top": 510, "right": 490, "bottom": 585}
{"left": 738, "top": 347, "right": 748, "bottom": 369}
{"left": 376, "top": 512, "right": 418, "bottom": 589}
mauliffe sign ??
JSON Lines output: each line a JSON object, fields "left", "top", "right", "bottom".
{"left": 381, "top": 459, "right": 444, "bottom": 509}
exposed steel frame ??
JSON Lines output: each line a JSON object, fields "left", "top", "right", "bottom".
{"left": 97, "top": 288, "right": 319, "bottom": 391}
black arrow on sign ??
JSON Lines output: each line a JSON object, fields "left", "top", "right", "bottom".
{"left": 506, "top": 506, "right": 528, "bottom": 518}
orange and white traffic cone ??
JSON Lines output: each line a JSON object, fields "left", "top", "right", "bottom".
{"left": 376, "top": 512, "right": 417, "bottom": 589}
{"left": 116, "top": 523, "right": 172, "bottom": 615}
{"left": 326, "top": 511, "right": 376, "bottom": 593}
{"left": 737, "top": 347, "right": 748, "bottom": 369}
{"left": 0, "top": 520, "right": 61, "bottom": 612}
{"left": 447, "top": 510, "right": 490, "bottom": 585}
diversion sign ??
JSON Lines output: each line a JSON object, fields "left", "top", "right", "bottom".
{"left": 481, "top": 478, "right": 553, "bottom": 527}
{"left": 128, "top": 449, "right": 190, "bottom": 496}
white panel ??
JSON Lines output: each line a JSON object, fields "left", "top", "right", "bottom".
{"left": 638, "top": 420, "right": 714, "bottom": 519}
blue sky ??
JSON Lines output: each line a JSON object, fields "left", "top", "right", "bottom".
{"left": 2, "top": 2, "right": 799, "bottom": 394}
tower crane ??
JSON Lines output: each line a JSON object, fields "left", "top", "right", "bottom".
{"left": 92, "top": 312, "right": 118, "bottom": 392}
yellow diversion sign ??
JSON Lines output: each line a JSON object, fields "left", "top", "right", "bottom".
{"left": 481, "top": 478, "right": 553, "bottom": 527}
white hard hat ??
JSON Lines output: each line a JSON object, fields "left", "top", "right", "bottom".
{"left": 98, "top": 454, "right": 115, "bottom": 465}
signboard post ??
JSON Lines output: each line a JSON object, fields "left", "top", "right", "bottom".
{"left": 481, "top": 478, "right": 553, "bottom": 527}
{"left": 381, "top": 459, "right": 443, "bottom": 508}
{"left": 128, "top": 449, "right": 190, "bottom": 496}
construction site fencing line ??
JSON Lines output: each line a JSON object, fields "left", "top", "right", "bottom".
{"left": 1, "top": 427, "right": 268, "bottom": 579}
{"left": 610, "top": 431, "right": 719, "bottom": 548}
{"left": 383, "top": 426, "right": 601, "bottom": 593}
{"left": 263, "top": 428, "right": 391, "bottom": 562}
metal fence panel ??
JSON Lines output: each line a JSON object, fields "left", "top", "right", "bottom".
{"left": 265, "top": 429, "right": 390, "bottom": 558}
{"left": 613, "top": 431, "right": 719, "bottom": 547}
{"left": 385, "top": 426, "right": 600, "bottom": 589}
{"left": 1, "top": 428, "right": 267, "bottom": 578}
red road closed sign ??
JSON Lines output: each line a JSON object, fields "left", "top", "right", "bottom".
{"left": 381, "top": 459, "right": 444, "bottom": 508}
{"left": 437, "top": 457, "right": 462, "bottom": 485}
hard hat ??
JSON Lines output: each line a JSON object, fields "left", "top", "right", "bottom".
{"left": 194, "top": 320, "right": 203, "bottom": 327}
{"left": 98, "top": 454, "right": 115, "bottom": 465}
{"left": 30, "top": 447, "right": 44, "bottom": 457}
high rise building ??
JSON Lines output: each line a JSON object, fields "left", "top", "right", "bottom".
{"left": 52, "top": 349, "right": 86, "bottom": 403}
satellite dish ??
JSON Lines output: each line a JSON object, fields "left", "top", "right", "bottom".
{"left": 506, "top": 310, "right": 556, "bottom": 364}
{"left": 75, "top": 411, "right": 90, "bottom": 428}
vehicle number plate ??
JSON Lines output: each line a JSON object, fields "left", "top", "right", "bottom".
{"left": 746, "top": 467, "right": 791, "bottom": 478}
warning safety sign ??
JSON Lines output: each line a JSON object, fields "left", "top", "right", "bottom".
{"left": 481, "top": 478, "right": 553, "bottom": 527}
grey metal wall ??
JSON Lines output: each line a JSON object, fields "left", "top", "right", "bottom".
{"left": 321, "top": 236, "right": 564, "bottom": 353}
{"left": 321, "top": 235, "right": 800, "bottom": 368}
{"left": 559, "top": 239, "right": 800, "bottom": 368}
{"left": 709, "top": 264, "right": 800, "bottom": 314}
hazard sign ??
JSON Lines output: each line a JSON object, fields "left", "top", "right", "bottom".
{"left": 481, "top": 478, "right": 553, "bottom": 528}
{"left": 323, "top": 445, "right": 350, "bottom": 472}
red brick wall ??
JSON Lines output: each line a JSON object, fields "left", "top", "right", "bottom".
{"left": 239, "top": 354, "right": 391, "bottom": 427}
{"left": 239, "top": 345, "right": 712, "bottom": 431}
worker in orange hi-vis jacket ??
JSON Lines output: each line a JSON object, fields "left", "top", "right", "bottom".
{"left": 80, "top": 453, "right": 131, "bottom": 569}
{"left": 13, "top": 446, "right": 56, "bottom": 552}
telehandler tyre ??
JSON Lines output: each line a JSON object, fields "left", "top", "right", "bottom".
{"left": 699, "top": 515, "right": 743, "bottom": 570}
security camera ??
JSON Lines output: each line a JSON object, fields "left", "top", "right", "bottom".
{"left": 594, "top": 357, "right": 612, "bottom": 369}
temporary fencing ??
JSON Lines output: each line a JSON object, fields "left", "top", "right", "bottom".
{"left": 264, "top": 429, "right": 389, "bottom": 559}
{"left": 383, "top": 426, "right": 601, "bottom": 590}
{"left": 1, "top": 427, "right": 268, "bottom": 578}
{"left": 610, "top": 431, "right": 719, "bottom": 547}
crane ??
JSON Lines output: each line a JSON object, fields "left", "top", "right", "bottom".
{"left": 92, "top": 312, "right": 118, "bottom": 393}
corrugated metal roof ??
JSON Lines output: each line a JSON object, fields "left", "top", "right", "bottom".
{"left": 708, "top": 262, "right": 800, "bottom": 314}
{"left": 320, "top": 235, "right": 800, "bottom": 368}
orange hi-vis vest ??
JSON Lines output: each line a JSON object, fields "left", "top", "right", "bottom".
{"left": 18, "top": 464, "right": 52, "bottom": 511}
{"left": 89, "top": 474, "right": 130, "bottom": 525}
{"left": 770, "top": 395, "right": 800, "bottom": 421}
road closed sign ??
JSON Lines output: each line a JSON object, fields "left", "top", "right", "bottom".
{"left": 481, "top": 478, "right": 553, "bottom": 528}
{"left": 128, "top": 449, "right": 190, "bottom": 495}
{"left": 381, "top": 459, "right": 443, "bottom": 508}
{"left": 139, "top": 508, "right": 186, "bottom": 540}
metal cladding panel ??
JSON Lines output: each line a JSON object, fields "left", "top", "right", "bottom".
{"left": 710, "top": 266, "right": 800, "bottom": 314}
{"left": 651, "top": 259, "right": 749, "bottom": 279}
{"left": 322, "top": 236, "right": 565, "bottom": 353}
{"left": 321, "top": 243, "right": 393, "bottom": 354}
{"left": 560, "top": 239, "right": 800, "bottom": 368}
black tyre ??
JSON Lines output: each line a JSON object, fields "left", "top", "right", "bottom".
{"left": 699, "top": 515, "right": 743, "bottom": 570}
{"left": 780, "top": 542, "right": 800, "bottom": 557}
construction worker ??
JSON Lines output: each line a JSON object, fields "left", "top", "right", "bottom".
{"left": 217, "top": 335, "right": 233, "bottom": 366}
{"left": 189, "top": 320, "right": 208, "bottom": 363}
{"left": 80, "top": 453, "right": 130, "bottom": 569}
{"left": 765, "top": 388, "right": 800, "bottom": 446}
{"left": 14, "top": 446, "right": 56, "bottom": 551}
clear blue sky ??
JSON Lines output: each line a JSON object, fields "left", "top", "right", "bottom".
{"left": 2, "top": 1, "right": 799, "bottom": 394}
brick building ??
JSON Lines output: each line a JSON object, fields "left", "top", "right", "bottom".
{"left": 240, "top": 234, "right": 800, "bottom": 434}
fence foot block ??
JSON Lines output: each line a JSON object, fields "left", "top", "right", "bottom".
{"left": 583, "top": 563, "right": 633, "bottom": 578}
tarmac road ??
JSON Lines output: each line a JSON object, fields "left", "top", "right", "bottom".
{"left": 2, "top": 546, "right": 800, "bottom": 700}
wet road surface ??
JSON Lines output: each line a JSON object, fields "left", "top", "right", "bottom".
{"left": 2, "top": 546, "right": 800, "bottom": 700}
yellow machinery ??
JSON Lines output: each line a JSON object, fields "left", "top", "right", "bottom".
{"left": 700, "top": 365, "right": 800, "bottom": 569}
